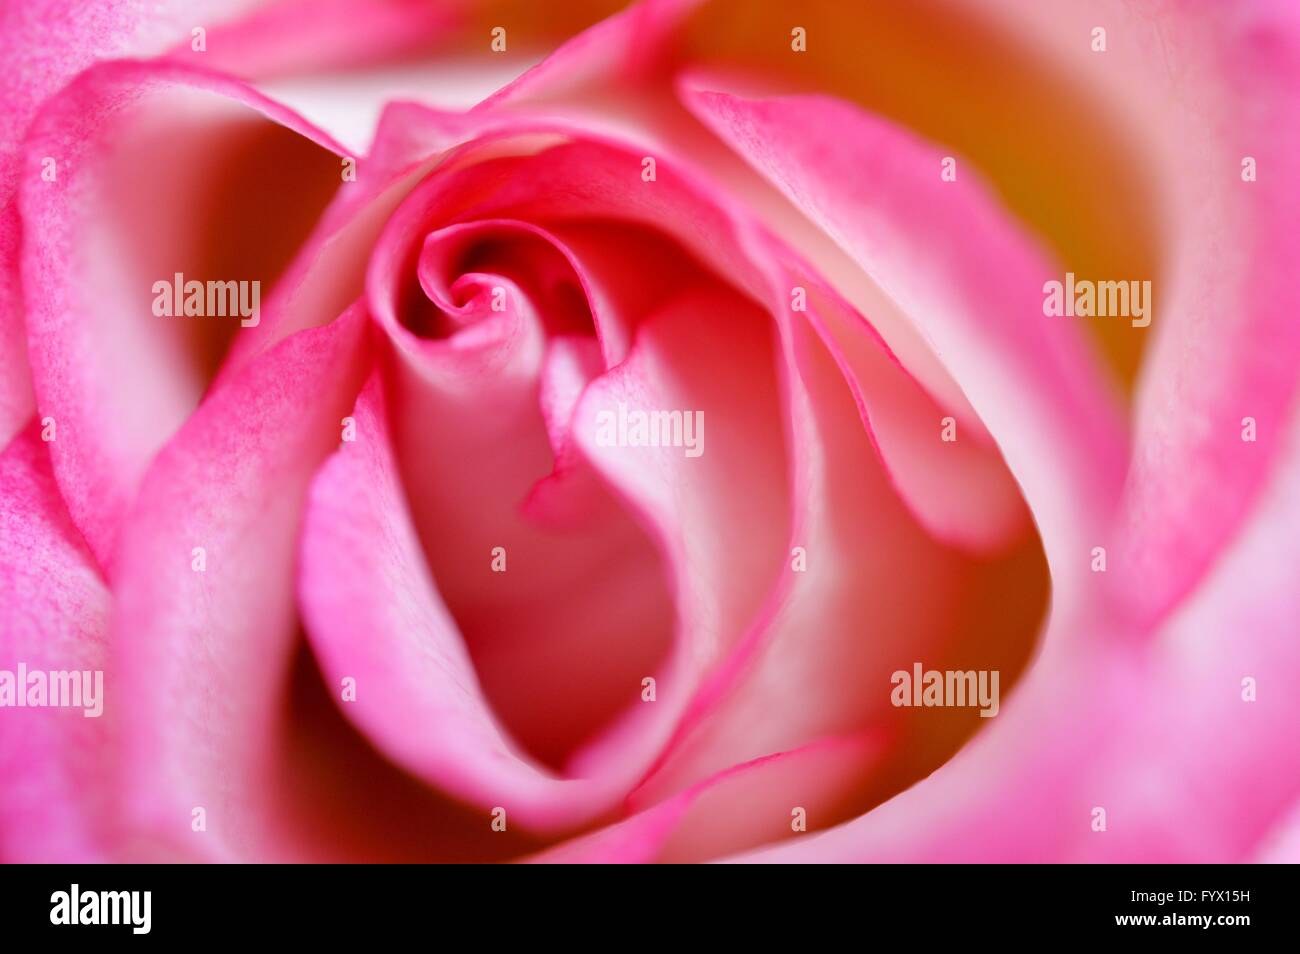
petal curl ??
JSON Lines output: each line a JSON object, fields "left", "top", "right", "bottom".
{"left": 19, "top": 60, "right": 344, "bottom": 568}
{"left": 297, "top": 372, "right": 665, "bottom": 833}
{"left": 680, "top": 87, "right": 1126, "bottom": 610}
{"left": 0, "top": 0, "right": 273, "bottom": 446}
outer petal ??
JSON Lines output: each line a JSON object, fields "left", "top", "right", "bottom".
{"left": 671, "top": 0, "right": 1300, "bottom": 627}
{"left": 0, "top": 425, "right": 112, "bottom": 862}
{"left": 110, "top": 305, "right": 371, "bottom": 861}
{"left": 168, "top": 0, "right": 465, "bottom": 79}
{"left": 1255, "top": 801, "right": 1300, "bottom": 863}
{"left": 246, "top": 0, "right": 640, "bottom": 153}
{"left": 19, "top": 60, "right": 344, "bottom": 569}
{"left": 1106, "top": 0, "right": 1300, "bottom": 623}
{"left": 733, "top": 400, "right": 1300, "bottom": 863}
{"left": 0, "top": 0, "right": 272, "bottom": 447}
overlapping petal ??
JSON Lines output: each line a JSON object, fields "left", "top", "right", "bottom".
{"left": 0, "top": 425, "right": 112, "bottom": 862}
{"left": 19, "top": 60, "right": 344, "bottom": 569}
{"left": 110, "top": 305, "right": 371, "bottom": 861}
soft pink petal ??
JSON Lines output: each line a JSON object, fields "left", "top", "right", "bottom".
{"left": 243, "top": 0, "right": 655, "bottom": 154}
{"left": 165, "top": 0, "right": 465, "bottom": 79}
{"left": 886, "top": 0, "right": 1300, "bottom": 625}
{"left": 297, "top": 373, "right": 661, "bottom": 833}
{"left": 680, "top": 87, "right": 1128, "bottom": 598}
{"left": 368, "top": 208, "right": 678, "bottom": 772}
{"left": 631, "top": 257, "right": 1047, "bottom": 840}
{"left": 465, "top": 3, "right": 1001, "bottom": 451}
{"left": 526, "top": 733, "right": 876, "bottom": 864}
{"left": 396, "top": 103, "right": 1067, "bottom": 556}
{"left": 111, "top": 305, "right": 371, "bottom": 861}
{"left": 775, "top": 247, "right": 1029, "bottom": 553}
{"left": 568, "top": 279, "right": 791, "bottom": 686}
{"left": 0, "top": 424, "right": 112, "bottom": 862}
{"left": 1106, "top": 1, "right": 1300, "bottom": 623}
{"left": 733, "top": 401, "right": 1300, "bottom": 863}
{"left": 481, "top": 0, "right": 699, "bottom": 112}
{"left": 19, "top": 59, "right": 344, "bottom": 569}
{"left": 1255, "top": 800, "right": 1300, "bottom": 863}
{"left": 0, "top": 0, "right": 270, "bottom": 446}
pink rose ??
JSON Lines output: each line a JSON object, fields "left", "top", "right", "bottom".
{"left": 1, "top": 0, "right": 1297, "bottom": 863}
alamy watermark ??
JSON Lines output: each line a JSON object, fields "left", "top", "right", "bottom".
{"left": 0, "top": 663, "right": 103, "bottom": 717}
{"left": 50, "top": 885, "right": 150, "bottom": 934}
{"left": 152, "top": 272, "right": 260, "bottom": 327}
{"left": 891, "top": 662, "right": 999, "bottom": 718}
{"left": 595, "top": 403, "right": 704, "bottom": 458}
{"left": 1043, "top": 272, "right": 1151, "bottom": 328}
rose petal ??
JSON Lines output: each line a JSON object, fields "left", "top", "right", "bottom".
{"left": 525, "top": 732, "right": 876, "bottom": 864}
{"left": 297, "top": 373, "right": 660, "bottom": 833}
{"left": 1107, "top": 2, "right": 1300, "bottom": 623}
{"left": 19, "top": 60, "right": 344, "bottom": 569}
{"left": 733, "top": 402, "right": 1300, "bottom": 863}
{"left": 0, "top": 0, "right": 271, "bottom": 446}
{"left": 167, "top": 0, "right": 465, "bottom": 80}
{"left": 0, "top": 423, "right": 112, "bottom": 862}
{"left": 244, "top": 0, "right": 647, "bottom": 154}
{"left": 360, "top": 115, "right": 1051, "bottom": 852}
{"left": 380, "top": 109, "right": 1038, "bottom": 553}
{"left": 368, "top": 208, "right": 678, "bottom": 772}
{"left": 778, "top": 249, "right": 1029, "bottom": 552}
{"left": 631, "top": 263, "right": 1048, "bottom": 845}
{"left": 111, "top": 305, "right": 371, "bottom": 861}
{"left": 569, "top": 280, "right": 791, "bottom": 707}
{"left": 680, "top": 87, "right": 1127, "bottom": 601}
